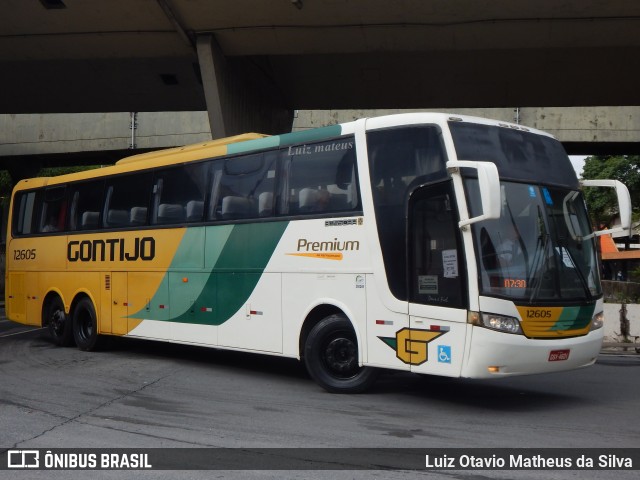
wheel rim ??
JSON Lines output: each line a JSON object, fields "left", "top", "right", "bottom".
{"left": 49, "top": 308, "right": 66, "bottom": 336}
{"left": 322, "top": 333, "right": 359, "bottom": 379}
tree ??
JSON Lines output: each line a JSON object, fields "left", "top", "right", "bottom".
{"left": 582, "top": 155, "right": 640, "bottom": 228}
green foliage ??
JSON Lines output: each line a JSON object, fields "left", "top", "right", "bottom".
{"left": 0, "top": 170, "right": 12, "bottom": 199}
{"left": 582, "top": 155, "right": 640, "bottom": 227}
{"left": 630, "top": 265, "right": 640, "bottom": 283}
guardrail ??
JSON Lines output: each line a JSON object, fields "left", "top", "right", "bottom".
{"left": 601, "top": 341, "right": 640, "bottom": 355}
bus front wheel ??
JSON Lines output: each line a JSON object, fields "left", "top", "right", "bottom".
{"left": 304, "top": 314, "right": 378, "bottom": 393}
{"left": 72, "top": 297, "right": 102, "bottom": 351}
{"left": 46, "top": 296, "right": 74, "bottom": 347}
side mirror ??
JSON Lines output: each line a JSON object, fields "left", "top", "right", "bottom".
{"left": 562, "top": 190, "right": 590, "bottom": 242}
{"left": 581, "top": 179, "right": 632, "bottom": 237}
{"left": 446, "top": 160, "right": 501, "bottom": 228}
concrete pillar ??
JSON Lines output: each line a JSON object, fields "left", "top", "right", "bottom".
{"left": 196, "top": 34, "right": 294, "bottom": 139}
{"left": 196, "top": 35, "right": 227, "bottom": 139}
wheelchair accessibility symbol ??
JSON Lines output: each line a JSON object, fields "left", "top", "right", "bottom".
{"left": 438, "top": 345, "right": 452, "bottom": 364}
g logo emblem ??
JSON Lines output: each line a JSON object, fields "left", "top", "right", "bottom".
{"left": 379, "top": 327, "right": 448, "bottom": 365}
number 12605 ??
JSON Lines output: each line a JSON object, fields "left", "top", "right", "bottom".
{"left": 13, "top": 249, "right": 37, "bottom": 260}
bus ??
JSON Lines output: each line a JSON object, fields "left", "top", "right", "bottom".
{"left": 5, "top": 113, "right": 631, "bottom": 393}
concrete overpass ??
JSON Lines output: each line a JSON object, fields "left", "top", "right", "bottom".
{"left": 1, "top": 1, "right": 640, "bottom": 177}
{"left": 2, "top": 2, "right": 640, "bottom": 125}
{"left": 1, "top": 106, "right": 638, "bottom": 169}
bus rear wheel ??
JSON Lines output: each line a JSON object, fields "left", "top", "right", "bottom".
{"left": 72, "top": 297, "right": 102, "bottom": 351}
{"left": 46, "top": 296, "right": 74, "bottom": 347}
{"left": 304, "top": 314, "right": 378, "bottom": 393}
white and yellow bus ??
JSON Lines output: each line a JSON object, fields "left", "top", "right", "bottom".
{"left": 5, "top": 113, "right": 631, "bottom": 392}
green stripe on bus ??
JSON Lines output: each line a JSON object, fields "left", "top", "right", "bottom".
{"left": 136, "top": 221, "right": 288, "bottom": 326}
{"left": 128, "top": 226, "right": 234, "bottom": 321}
{"left": 226, "top": 136, "right": 281, "bottom": 155}
{"left": 211, "top": 222, "right": 288, "bottom": 324}
{"left": 226, "top": 125, "right": 343, "bottom": 155}
{"left": 277, "top": 125, "right": 343, "bottom": 147}
{"left": 551, "top": 305, "right": 594, "bottom": 331}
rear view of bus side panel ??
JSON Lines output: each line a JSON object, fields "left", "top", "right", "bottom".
{"left": 7, "top": 234, "right": 68, "bottom": 326}
{"left": 7, "top": 271, "right": 29, "bottom": 325}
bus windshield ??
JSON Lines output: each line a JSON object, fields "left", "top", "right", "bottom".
{"left": 448, "top": 120, "right": 579, "bottom": 189}
{"left": 450, "top": 121, "right": 601, "bottom": 303}
{"left": 465, "top": 180, "right": 601, "bottom": 302}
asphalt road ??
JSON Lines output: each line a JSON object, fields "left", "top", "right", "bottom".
{"left": 1, "top": 315, "right": 639, "bottom": 480}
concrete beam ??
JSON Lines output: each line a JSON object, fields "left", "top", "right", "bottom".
{"left": 1, "top": 107, "right": 639, "bottom": 170}
{"left": 293, "top": 107, "right": 640, "bottom": 154}
{"left": 522, "top": 107, "right": 640, "bottom": 143}
{"left": 0, "top": 112, "right": 212, "bottom": 157}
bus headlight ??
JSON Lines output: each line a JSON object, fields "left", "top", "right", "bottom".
{"left": 590, "top": 311, "right": 604, "bottom": 331}
{"left": 481, "top": 312, "right": 523, "bottom": 335}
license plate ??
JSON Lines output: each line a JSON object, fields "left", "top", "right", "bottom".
{"left": 548, "top": 349, "right": 570, "bottom": 361}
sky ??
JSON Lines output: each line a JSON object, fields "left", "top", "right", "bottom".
{"left": 570, "top": 155, "right": 587, "bottom": 177}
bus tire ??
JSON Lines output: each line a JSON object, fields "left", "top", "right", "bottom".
{"left": 46, "top": 296, "right": 75, "bottom": 347}
{"left": 304, "top": 314, "right": 379, "bottom": 393}
{"left": 72, "top": 297, "right": 102, "bottom": 351}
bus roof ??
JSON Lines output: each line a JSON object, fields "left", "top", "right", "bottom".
{"left": 12, "top": 112, "right": 556, "bottom": 191}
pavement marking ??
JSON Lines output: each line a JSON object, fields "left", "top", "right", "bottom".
{"left": 0, "top": 327, "right": 46, "bottom": 338}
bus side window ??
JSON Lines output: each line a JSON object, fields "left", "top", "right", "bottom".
{"left": 104, "top": 173, "right": 153, "bottom": 228}
{"left": 69, "top": 180, "right": 104, "bottom": 231}
{"left": 367, "top": 125, "right": 447, "bottom": 301}
{"left": 152, "top": 162, "right": 209, "bottom": 225}
{"left": 39, "top": 186, "right": 67, "bottom": 233}
{"left": 207, "top": 162, "right": 223, "bottom": 221}
{"left": 256, "top": 150, "right": 280, "bottom": 217}
{"left": 215, "top": 153, "right": 276, "bottom": 221}
{"left": 13, "top": 191, "right": 38, "bottom": 235}
{"left": 282, "top": 137, "right": 359, "bottom": 216}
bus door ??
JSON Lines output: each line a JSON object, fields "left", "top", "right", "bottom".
{"left": 110, "top": 272, "right": 128, "bottom": 335}
{"left": 407, "top": 181, "right": 468, "bottom": 376}
{"left": 100, "top": 272, "right": 132, "bottom": 335}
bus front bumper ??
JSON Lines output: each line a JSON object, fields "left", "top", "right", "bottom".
{"left": 461, "top": 326, "right": 604, "bottom": 378}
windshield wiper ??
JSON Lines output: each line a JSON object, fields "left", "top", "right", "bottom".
{"left": 505, "top": 201, "right": 529, "bottom": 275}
{"left": 528, "top": 233, "right": 551, "bottom": 303}
{"left": 528, "top": 205, "right": 550, "bottom": 302}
